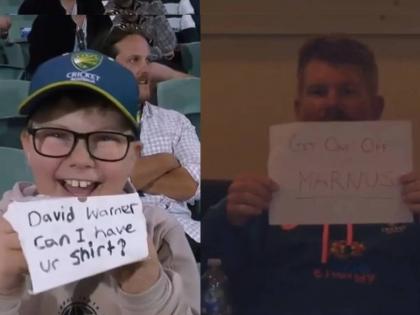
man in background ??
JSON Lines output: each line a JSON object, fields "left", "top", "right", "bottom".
{"left": 95, "top": 28, "right": 200, "bottom": 258}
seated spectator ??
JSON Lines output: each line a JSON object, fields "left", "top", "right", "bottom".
{"left": 105, "top": 0, "right": 200, "bottom": 72}
{"left": 94, "top": 28, "right": 201, "bottom": 255}
{"left": 19, "top": 0, "right": 105, "bottom": 14}
{"left": 162, "top": 0, "right": 200, "bottom": 44}
{"left": 18, "top": 0, "right": 112, "bottom": 77}
{"left": 105, "top": 0, "right": 177, "bottom": 60}
{"left": 95, "top": 23, "right": 191, "bottom": 104}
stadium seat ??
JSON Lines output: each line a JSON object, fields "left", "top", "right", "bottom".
{"left": 157, "top": 78, "right": 200, "bottom": 113}
{"left": 0, "top": 5, "right": 18, "bottom": 15}
{"left": 3, "top": 42, "right": 26, "bottom": 68}
{"left": 157, "top": 78, "right": 200, "bottom": 137}
{"left": 17, "top": 42, "right": 30, "bottom": 70}
{"left": 180, "top": 42, "right": 200, "bottom": 77}
{"left": 186, "top": 112, "right": 200, "bottom": 138}
{"left": 0, "top": 40, "right": 6, "bottom": 64}
{"left": 8, "top": 15, "right": 35, "bottom": 43}
{"left": 0, "top": 0, "right": 20, "bottom": 14}
{"left": 0, "top": 116, "right": 25, "bottom": 149}
{"left": 0, "top": 65, "right": 24, "bottom": 79}
{"left": 0, "top": 80, "right": 30, "bottom": 116}
{"left": 0, "top": 147, "right": 33, "bottom": 198}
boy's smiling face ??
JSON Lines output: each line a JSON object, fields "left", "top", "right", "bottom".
{"left": 21, "top": 96, "right": 140, "bottom": 197}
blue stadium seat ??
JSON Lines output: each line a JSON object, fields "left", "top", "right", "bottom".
{"left": 3, "top": 42, "right": 26, "bottom": 68}
{"left": 0, "top": 79, "right": 30, "bottom": 116}
{"left": 0, "top": 65, "right": 24, "bottom": 79}
{"left": 157, "top": 78, "right": 200, "bottom": 114}
{"left": 8, "top": 15, "right": 35, "bottom": 43}
{"left": 0, "top": 116, "right": 25, "bottom": 149}
{"left": 157, "top": 78, "right": 200, "bottom": 137}
{"left": 0, "top": 147, "right": 33, "bottom": 198}
{"left": 180, "top": 42, "right": 200, "bottom": 77}
{"left": 0, "top": 0, "right": 20, "bottom": 14}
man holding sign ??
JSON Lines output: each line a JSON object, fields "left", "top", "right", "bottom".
{"left": 0, "top": 50, "right": 199, "bottom": 314}
{"left": 203, "top": 35, "right": 420, "bottom": 315}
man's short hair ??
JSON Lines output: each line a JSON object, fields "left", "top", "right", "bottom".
{"left": 297, "top": 35, "right": 379, "bottom": 92}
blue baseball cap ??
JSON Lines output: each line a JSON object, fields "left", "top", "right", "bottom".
{"left": 19, "top": 50, "right": 140, "bottom": 135}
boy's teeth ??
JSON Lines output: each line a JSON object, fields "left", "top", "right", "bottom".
{"left": 80, "top": 181, "right": 89, "bottom": 188}
{"left": 64, "top": 180, "right": 92, "bottom": 188}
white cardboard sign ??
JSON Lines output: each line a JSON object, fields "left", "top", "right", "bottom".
{"left": 268, "top": 121, "right": 413, "bottom": 225}
{"left": 4, "top": 193, "right": 148, "bottom": 294}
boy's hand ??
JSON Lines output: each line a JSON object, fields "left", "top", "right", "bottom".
{"left": 226, "top": 174, "right": 279, "bottom": 226}
{"left": 113, "top": 238, "right": 160, "bottom": 294}
{"left": 0, "top": 217, "right": 27, "bottom": 296}
{"left": 401, "top": 171, "right": 420, "bottom": 214}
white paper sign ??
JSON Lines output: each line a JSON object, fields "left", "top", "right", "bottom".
{"left": 4, "top": 193, "right": 148, "bottom": 294}
{"left": 268, "top": 121, "right": 413, "bottom": 225}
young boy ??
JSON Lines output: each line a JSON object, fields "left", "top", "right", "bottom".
{"left": 0, "top": 50, "right": 199, "bottom": 314}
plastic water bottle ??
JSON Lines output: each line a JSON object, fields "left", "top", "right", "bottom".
{"left": 202, "top": 258, "right": 232, "bottom": 315}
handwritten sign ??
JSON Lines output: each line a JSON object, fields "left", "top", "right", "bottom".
{"left": 4, "top": 193, "right": 148, "bottom": 294}
{"left": 268, "top": 121, "right": 413, "bottom": 224}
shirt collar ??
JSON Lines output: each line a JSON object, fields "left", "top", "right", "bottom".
{"left": 141, "top": 101, "right": 153, "bottom": 120}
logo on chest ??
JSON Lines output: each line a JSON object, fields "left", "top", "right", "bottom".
{"left": 59, "top": 297, "right": 99, "bottom": 315}
{"left": 381, "top": 224, "right": 407, "bottom": 235}
{"left": 330, "top": 240, "right": 366, "bottom": 260}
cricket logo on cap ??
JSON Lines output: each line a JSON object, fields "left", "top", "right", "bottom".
{"left": 67, "top": 51, "right": 102, "bottom": 84}
{"left": 71, "top": 51, "right": 103, "bottom": 72}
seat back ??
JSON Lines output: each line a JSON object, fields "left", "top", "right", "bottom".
{"left": 180, "top": 42, "right": 200, "bottom": 77}
{"left": 0, "top": 116, "right": 25, "bottom": 149}
{"left": 186, "top": 112, "right": 200, "bottom": 139}
{"left": 0, "top": 0, "right": 20, "bottom": 14}
{"left": 0, "top": 65, "right": 24, "bottom": 80}
{"left": 0, "top": 147, "right": 33, "bottom": 198}
{"left": 0, "top": 80, "right": 30, "bottom": 117}
{"left": 157, "top": 77, "right": 200, "bottom": 115}
{"left": 8, "top": 15, "right": 35, "bottom": 43}
{"left": 3, "top": 42, "right": 26, "bottom": 68}
{"left": 0, "top": 40, "right": 6, "bottom": 64}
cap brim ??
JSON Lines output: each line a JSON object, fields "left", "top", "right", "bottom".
{"left": 19, "top": 81, "right": 138, "bottom": 130}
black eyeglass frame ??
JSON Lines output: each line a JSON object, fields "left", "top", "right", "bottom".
{"left": 27, "top": 127, "right": 137, "bottom": 162}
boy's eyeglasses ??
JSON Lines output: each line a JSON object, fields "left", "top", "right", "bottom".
{"left": 27, "top": 128, "right": 136, "bottom": 162}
